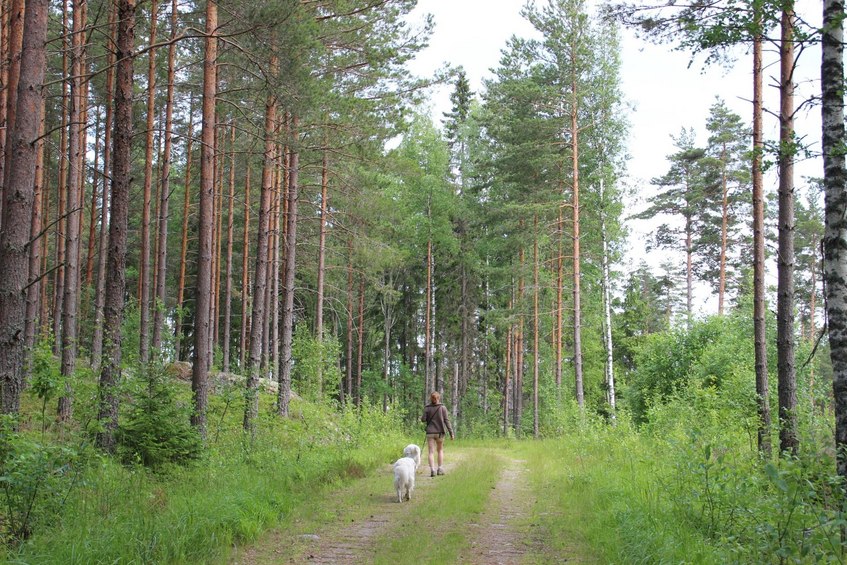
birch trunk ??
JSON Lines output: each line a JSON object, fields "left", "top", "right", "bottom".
{"left": 822, "top": 0, "right": 847, "bottom": 480}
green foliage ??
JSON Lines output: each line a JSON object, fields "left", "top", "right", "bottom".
{"left": 292, "top": 325, "right": 342, "bottom": 404}
{"left": 29, "top": 338, "right": 63, "bottom": 437}
{"left": 520, "top": 420, "right": 847, "bottom": 563}
{"left": 116, "top": 363, "right": 202, "bottom": 470}
{"left": 0, "top": 416, "right": 88, "bottom": 545}
{"left": 626, "top": 314, "right": 760, "bottom": 426}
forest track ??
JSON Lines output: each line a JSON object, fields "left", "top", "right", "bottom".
{"left": 229, "top": 447, "right": 584, "bottom": 564}
{"left": 229, "top": 453, "right": 464, "bottom": 565}
{"left": 459, "top": 456, "right": 536, "bottom": 564}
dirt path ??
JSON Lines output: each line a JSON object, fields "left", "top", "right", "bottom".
{"left": 459, "top": 457, "right": 536, "bottom": 564}
{"left": 230, "top": 455, "right": 463, "bottom": 565}
{"left": 229, "top": 448, "right": 579, "bottom": 564}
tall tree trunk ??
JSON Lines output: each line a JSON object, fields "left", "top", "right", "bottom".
{"left": 2, "top": 0, "right": 24, "bottom": 204}
{"left": 278, "top": 116, "right": 298, "bottom": 417}
{"left": 570, "top": 74, "right": 584, "bottom": 409}
{"left": 96, "top": 0, "right": 134, "bottom": 451}
{"left": 777, "top": 3, "right": 798, "bottom": 455}
{"left": 822, "top": 0, "right": 847, "bottom": 481}
{"left": 243, "top": 70, "right": 276, "bottom": 435}
{"left": 752, "top": 14, "right": 772, "bottom": 457}
{"left": 175, "top": 109, "right": 193, "bottom": 359}
{"left": 345, "top": 236, "right": 353, "bottom": 404}
{"left": 58, "top": 0, "right": 87, "bottom": 423}
{"left": 532, "top": 216, "right": 539, "bottom": 438}
{"left": 221, "top": 122, "right": 235, "bottom": 370}
{"left": 139, "top": 0, "right": 157, "bottom": 365}
{"left": 685, "top": 214, "right": 693, "bottom": 326}
{"left": 600, "top": 179, "right": 616, "bottom": 419}
{"left": 38, "top": 160, "right": 49, "bottom": 340}
{"left": 24, "top": 109, "right": 45, "bottom": 357}
{"left": 151, "top": 0, "right": 177, "bottom": 354}
{"left": 424, "top": 238, "right": 432, "bottom": 398}
{"left": 555, "top": 206, "right": 563, "bottom": 388}
{"left": 84, "top": 114, "right": 100, "bottom": 288}
{"left": 53, "top": 2, "right": 69, "bottom": 353}
{"left": 503, "top": 319, "right": 511, "bottom": 435}
{"left": 356, "top": 273, "right": 364, "bottom": 407}
{"left": 0, "top": 0, "right": 48, "bottom": 414}
{"left": 91, "top": 1, "right": 116, "bottom": 371}
{"left": 239, "top": 165, "right": 250, "bottom": 370}
{"left": 718, "top": 142, "right": 729, "bottom": 315}
{"left": 315, "top": 146, "right": 328, "bottom": 394}
{"left": 192, "top": 0, "right": 217, "bottom": 439}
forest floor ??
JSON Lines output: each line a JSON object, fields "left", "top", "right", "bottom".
{"left": 228, "top": 446, "right": 592, "bottom": 565}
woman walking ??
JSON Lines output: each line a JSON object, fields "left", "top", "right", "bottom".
{"left": 421, "top": 391, "right": 454, "bottom": 477}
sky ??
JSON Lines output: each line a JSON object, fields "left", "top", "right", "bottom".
{"left": 404, "top": 0, "right": 824, "bottom": 315}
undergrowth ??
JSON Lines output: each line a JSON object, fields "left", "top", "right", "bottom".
{"left": 518, "top": 415, "right": 847, "bottom": 564}
{"left": 1, "top": 385, "right": 407, "bottom": 564}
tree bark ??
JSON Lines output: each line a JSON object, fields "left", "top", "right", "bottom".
{"left": 600, "top": 179, "right": 616, "bottom": 419}
{"left": 84, "top": 113, "right": 100, "bottom": 291}
{"left": 151, "top": 0, "right": 177, "bottom": 354}
{"left": 777, "top": 3, "right": 798, "bottom": 455}
{"left": 718, "top": 141, "right": 729, "bottom": 315}
{"left": 752, "top": 15, "right": 772, "bottom": 457}
{"left": 91, "top": 1, "right": 116, "bottom": 371}
{"left": 192, "top": 0, "right": 217, "bottom": 438}
{"left": 316, "top": 145, "right": 328, "bottom": 393}
{"left": 532, "top": 216, "right": 539, "bottom": 438}
{"left": 96, "top": 0, "right": 135, "bottom": 451}
{"left": 278, "top": 116, "right": 299, "bottom": 417}
{"left": 138, "top": 0, "right": 157, "bottom": 365}
{"left": 822, "top": 0, "right": 847, "bottom": 481}
{"left": 24, "top": 108, "right": 45, "bottom": 357}
{"left": 52, "top": 2, "right": 70, "bottom": 354}
{"left": 239, "top": 165, "right": 250, "bottom": 370}
{"left": 175, "top": 108, "right": 193, "bottom": 359}
{"left": 570, "top": 70, "right": 584, "bottom": 409}
{"left": 58, "top": 0, "right": 88, "bottom": 423}
{"left": 243, "top": 73, "right": 276, "bottom": 435}
{"left": 222, "top": 122, "right": 235, "bottom": 370}
{"left": 345, "top": 236, "right": 353, "bottom": 404}
{"left": 0, "top": 0, "right": 48, "bottom": 414}
{"left": 356, "top": 273, "right": 364, "bottom": 407}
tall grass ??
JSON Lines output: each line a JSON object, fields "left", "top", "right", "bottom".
{"left": 2, "top": 396, "right": 407, "bottom": 564}
{"left": 517, "top": 413, "right": 847, "bottom": 564}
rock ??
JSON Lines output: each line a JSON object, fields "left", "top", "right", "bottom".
{"left": 165, "top": 361, "right": 192, "bottom": 381}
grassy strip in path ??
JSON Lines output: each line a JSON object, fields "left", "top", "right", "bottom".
{"left": 369, "top": 447, "right": 503, "bottom": 565}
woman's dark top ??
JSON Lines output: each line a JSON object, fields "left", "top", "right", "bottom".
{"left": 421, "top": 403, "right": 454, "bottom": 438}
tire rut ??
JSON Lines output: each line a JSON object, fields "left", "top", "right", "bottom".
{"left": 460, "top": 457, "right": 536, "bottom": 565}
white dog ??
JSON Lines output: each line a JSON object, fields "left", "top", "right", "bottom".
{"left": 393, "top": 444, "right": 421, "bottom": 503}
{"left": 402, "top": 444, "right": 421, "bottom": 468}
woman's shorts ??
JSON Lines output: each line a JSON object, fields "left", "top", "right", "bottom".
{"left": 426, "top": 433, "right": 445, "bottom": 440}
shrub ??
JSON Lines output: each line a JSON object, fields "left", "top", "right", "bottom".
{"left": 116, "top": 364, "right": 202, "bottom": 470}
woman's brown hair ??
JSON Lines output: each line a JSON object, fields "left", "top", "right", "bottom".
{"left": 430, "top": 391, "right": 441, "bottom": 404}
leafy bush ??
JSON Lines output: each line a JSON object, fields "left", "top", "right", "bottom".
{"left": 0, "top": 416, "right": 87, "bottom": 545}
{"left": 116, "top": 364, "right": 202, "bottom": 470}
